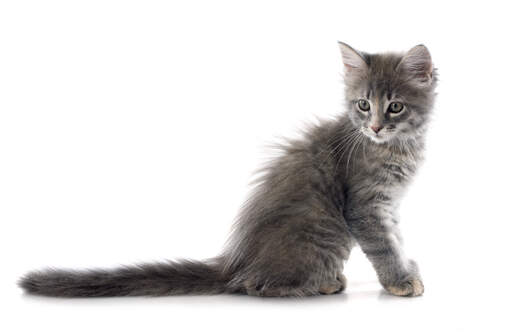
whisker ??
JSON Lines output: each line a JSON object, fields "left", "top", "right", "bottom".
{"left": 317, "top": 129, "right": 359, "bottom": 168}
{"left": 345, "top": 133, "right": 364, "bottom": 176}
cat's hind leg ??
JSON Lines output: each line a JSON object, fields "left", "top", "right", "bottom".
{"left": 319, "top": 272, "right": 347, "bottom": 295}
{"left": 239, "top": 232, "right": 352, "bottom": 297}
{"left": 244, "top": 271, "right": 347, "bottom": 297}
{"left": 244, "top": 275, "right": 346, "bottom": 297}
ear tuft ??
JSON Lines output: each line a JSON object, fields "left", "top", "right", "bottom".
{"left": 338, "top": 41, "right": 368, "bottom": 74}
{"left": 397, "top": 44, "right": 433, "bottom": 86}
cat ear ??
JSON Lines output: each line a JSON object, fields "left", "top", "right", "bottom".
{"left": 338, "top": 41, "right": 368, "bottom": 75}
{"left": 397, "top": 44, "right": 433, "bottom": 86}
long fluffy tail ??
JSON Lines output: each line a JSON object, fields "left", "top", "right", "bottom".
{"left": 19, "top": 259, "right": 230, "bottom": 297}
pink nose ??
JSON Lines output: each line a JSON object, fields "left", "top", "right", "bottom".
{"left": 370, "top": 125, "right": 383, "bottom": 133}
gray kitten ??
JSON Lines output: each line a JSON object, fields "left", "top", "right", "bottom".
{"left": 20, "top": 42, "right": 437, "bottom": 298}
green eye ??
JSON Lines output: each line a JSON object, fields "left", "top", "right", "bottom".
{"left": 388, "top": 102, "right": 404, "bottom": 113}
{"left": 357, "top": 99, "right": 370, "bottom": 111}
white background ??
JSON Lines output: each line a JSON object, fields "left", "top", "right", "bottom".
{"left": 1, "top": 1, "right": 511, "bottom": 332}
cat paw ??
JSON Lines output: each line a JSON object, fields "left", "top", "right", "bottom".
{"left": 319, "top": 273, "right": 347, "bottom": 295}
{"left": 384, "top": 278, "right": 424, "bottom": 297}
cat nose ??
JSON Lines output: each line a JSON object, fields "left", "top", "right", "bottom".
{"left": 370, "top": 125, "right": 383, "bottom": 133}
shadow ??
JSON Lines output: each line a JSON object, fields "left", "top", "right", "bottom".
{"left": 377, "top": 290, "right": 425, "bottom": 302}
{"left": 20, "top": 291, "right": 350, "bottom": 308}
{"left": 19, "top": 279, "right": 423, "bottom": 306}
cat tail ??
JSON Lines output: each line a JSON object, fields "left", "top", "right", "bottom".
{"left": 19, "top": 258, "right": 232, "bottom": 297}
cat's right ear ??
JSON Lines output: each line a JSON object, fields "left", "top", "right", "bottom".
{"left": 338, "top": 42, "right": 368, "bottom": 76}
{"left": 396, "top": 45, "right": 433, "bottom": 87}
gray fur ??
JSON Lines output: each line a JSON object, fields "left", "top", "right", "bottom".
{"left": 19, "top": 42, "right": 437, "bottom": 297}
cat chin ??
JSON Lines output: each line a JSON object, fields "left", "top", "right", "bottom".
{"left": 366, "top": 136, "right": 388, "bottom": 144}
{"left": 361, "top": 131, "right": 391, "bottom": 144}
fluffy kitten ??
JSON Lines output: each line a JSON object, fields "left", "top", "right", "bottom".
{"left": 20, "top": 42, "right": 437, "bottom": 297}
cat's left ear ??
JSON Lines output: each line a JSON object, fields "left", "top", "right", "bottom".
{"left": 397, "top": 45, "right": 433, "bottom": 86}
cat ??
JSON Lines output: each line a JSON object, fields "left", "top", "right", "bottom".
{"left": 20, "top": 42, "right": 437, "bottom": 298}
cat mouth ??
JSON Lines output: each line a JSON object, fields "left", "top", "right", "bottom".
{"left": 361, "top": 129, "right": 390, "bottom": 144}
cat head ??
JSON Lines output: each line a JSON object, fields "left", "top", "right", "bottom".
{"left": 339, "top": 42, "right": 437, "bottom": 144}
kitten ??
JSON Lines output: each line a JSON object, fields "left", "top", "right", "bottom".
{"left": 20, "top": 42, "right": 437, "bottom": 298}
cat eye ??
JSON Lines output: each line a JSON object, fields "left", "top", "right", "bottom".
{"left": 357, "top": 99, "right": 370, "bottom": 112}
{"left": 388, "top": 102, "right": 404, "bottom": 114}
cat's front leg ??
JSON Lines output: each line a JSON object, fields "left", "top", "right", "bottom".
{"left": 345, "top": 210, "right": 423, "bottom": 297}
